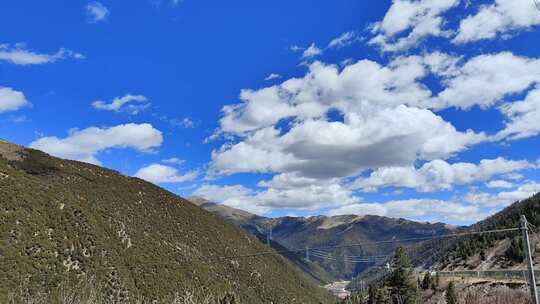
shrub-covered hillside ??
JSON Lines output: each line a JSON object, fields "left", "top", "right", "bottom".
{"left": 438, "top": 193, "right": 540, "bottom": 270}
{"left": 0, "top": 140, "right": 334, "bottom": 303}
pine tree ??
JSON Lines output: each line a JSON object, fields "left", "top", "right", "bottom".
{"left": 387, "top": 247, "right": 417, "bottom": 304}
{"left": 368, "top": 285, "right": 377, "bottom": 304}
{"left": 446, "top": 282, "right": 458, "bottom": 304}
{"left": 505, "top": 237, "right": 524, "bottom": 262}
{"left": 421, "top": 272, "right": 433, "bottom": 290}
{"left": 375, "top": 287, "right": 391, "bottom": 304}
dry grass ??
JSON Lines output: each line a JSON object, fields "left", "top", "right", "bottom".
{"left": 461, "top": 288, "right": 531, "bottom": 304}
{"left": 5, "top": 276, "right": 237, "bottom": 304}
{"left": 421, "top": 276, "right": 534, "bottom": 304}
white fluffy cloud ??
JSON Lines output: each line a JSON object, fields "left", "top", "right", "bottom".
{"left": 465, "top": 183, "right": 540, "bottom": 207}
{"left": 0, "top": 44, "right": 84, "bottom": 65}
{"left": 213, "top": 109, "right": 484, "bottom": 179}
{"left": 369, "top": 0, "right": 459, "bottom": 52}
{"left": 353, "top": 157, "right": 533, "bottom": 192}
{"left": 86, "top": 2, "right": 109, "bottom": 23}
{"left": 219, "top": 57, "right": 435, "bottom": 134}
{"left": 0, "top": 87, "right": 30, "bottom": 113}
{"left": 193, "top": 184, "right": 272, "bottom": 215}
{"left": 496, "top": 86, "right": 540, "bottom": 140}
{"left": 302, "top": 43, "right": 323, "bottom": 59}
{"left": 453, "top": 0, "right": 540, "bottom": 44}
{"left": 194, "top": 175, "right": 358, "bottom": 215}
{"left": 92, "top": 94, "right": 150, "bottom": 115}
{"left": 193, "top": 184, "right": 254, "bottom": 203}
{"left": 135, "top": 164, "right": 198, "bottom": 184}
{"left": 327, "top": 199, "right": 484, "bottom": 223}
{"left": 434, "top": 52, "right": 540, "bottom": 110}
{"left": 30, "top": 123, "right": 163, "bottom": 165}
{"left": 486, "top": 180, "right": 514, "bottom": 189}
{"left": 220, "top": 53, "right": 520, "bottom": 135}
{"left": 213, "top": 56, "right": 486, "bottom": 180}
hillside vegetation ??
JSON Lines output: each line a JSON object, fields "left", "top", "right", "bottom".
{"left": 0, "top": 140, "right": 334, "bottom": 303}
{"left": 438, "top": 193, "right": 540, "bottom": 271}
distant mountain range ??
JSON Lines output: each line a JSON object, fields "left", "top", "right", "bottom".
{"left": 0, "top": 140, "right": 334, "bottom": 303}
{"left": 190, "top": 193, "right": 540, "bottom": 293}
{"left": 189, "top": 197, "right": 457, "bottom": 280}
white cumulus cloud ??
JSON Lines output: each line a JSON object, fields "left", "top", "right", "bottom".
{"left": 30, "top": 123, "right": 163, "bottom": 165}
{"left": 301, "top": 43, "right": 323, "bottom": 59}
{"left": 465, "top": 183, "right": 540, "bottom": 207}
{"left": 194, "top": 175, "right": 358, "bottom": 215}
{"left": 486, "top": 180, "right": 514, "bottom": 189}
{"left": 86, "top": 2, "right": 109, "bottom": 23}
{"left": 453, "top": 0, "right": 540, "bottom": 44}
{"left": 352, "top": 158, "right": 533, "bottom": 192}
{"left": 92, "top": 94, "right": 150, "bottom": 115}
{"left": 135, "top": 164, "right": 198, "bottom": 184}
{"left": 496, "top": 86, "right": 540, "bottom": 140}
{"left": 0, "top": 43, "right": 84, "bottom": 65}
{"left": 369, "top": 0, "right": 459, "bottom": 52}
{"left": 0, "top": 87, "right": 30, "bottom": 113}
{"left": 433, "top": 52, "right": 540, "bottom": 110}
{"left": 327, "top": 199, "right": 485, "bottom": 223}
{"left": 212, "top": 56, "right": 486, "bottom": 180}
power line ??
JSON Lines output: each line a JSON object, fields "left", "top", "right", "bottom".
{"left": 211, "top": 227, "right": 520, "bottom": 261}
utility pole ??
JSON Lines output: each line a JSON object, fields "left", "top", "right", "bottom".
{"left": 266, "top": 224, "right": 272, "bottom": 246}
{"left": 521, "top": 215, "right": 539, "bottom": 304}
{"left": 305, "top": 247, "right": 310, "bottom": 262}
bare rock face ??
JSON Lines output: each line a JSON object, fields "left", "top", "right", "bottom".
{"left": 0, "top": 139, "right": 24, "bottom": 161}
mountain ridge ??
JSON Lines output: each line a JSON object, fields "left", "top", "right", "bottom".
{"left": 189, "top": 196, "right": 457, "bottom": 280}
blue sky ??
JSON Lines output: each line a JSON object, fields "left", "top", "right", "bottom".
{"left": 2, "top": 0, "right": 540, "bottom": 224}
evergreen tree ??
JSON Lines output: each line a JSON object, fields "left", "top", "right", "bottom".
{"left": 375, "top": 287, "right": 391, "bottom": 304}
{"left": 505, "top": 237, "right": 524, "bottom": 262}
{"left": 421, "top": 272, "right": 433, "bottom": 290}
{"left": 446, "top": 282, "right": 458, "bottom": 304}
{"left": 387, "top": 247, "right": 417, "bottom": 304}
{"left": 368, "top": 285, "right": 377, "bottom": 304}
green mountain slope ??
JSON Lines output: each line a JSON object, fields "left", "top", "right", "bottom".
{"left": 0, "top": 140, "right": 334, "bottom": 303}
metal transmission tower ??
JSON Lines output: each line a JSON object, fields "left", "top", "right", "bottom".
{"left": 535, "top": 0, "right": 540, "bottom": 11}
{"left": 266, "top": 224, "right": 272, "bottom": 246}
{"left": 521, "top": 215, "right": 539, "bottom": 304}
